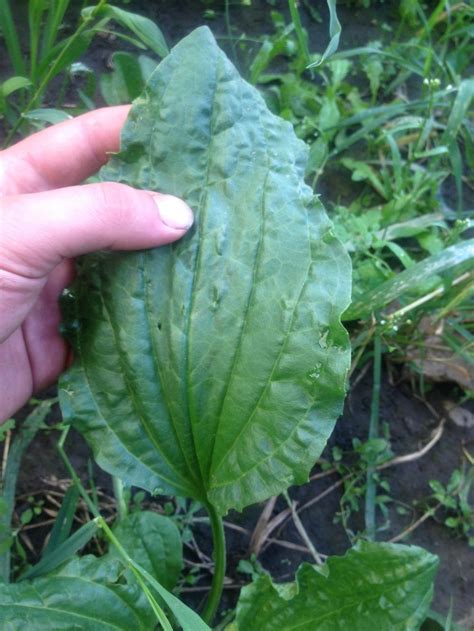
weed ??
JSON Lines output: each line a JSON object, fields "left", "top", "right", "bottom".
{"left": 0, "top": 0, "right": 168, "bottom": 143}
{"left": 428, "top": 466, "right": 474, "bottom": 545}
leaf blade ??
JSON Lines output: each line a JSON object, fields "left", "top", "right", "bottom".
{"left": 109, "top": 512, "right": 182, "bottom": 590}
{"left": 234, "top": 542, "right": 438, "bottom": 631}
{"left": 60, "top": 26, "right": 351, "bottom": 515}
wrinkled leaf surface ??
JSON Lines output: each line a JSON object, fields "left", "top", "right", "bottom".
{"left": 232, "top": 541, "right": 438, "bottom": 630}
{"left": 60, "top": 27, "right": 351, "bottom": 515}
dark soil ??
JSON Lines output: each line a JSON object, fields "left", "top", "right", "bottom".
{"left": 9, "top": 368, "right": 474, "bottom": 625}
{"left": 2, "top": 0, "right": 473, "bottom": 627}
{"left": 188, "top": 369, "right": 474, "bottom": 624}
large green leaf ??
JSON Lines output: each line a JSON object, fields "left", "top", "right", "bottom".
{"left": 109, "top": 511, "right": 182, "bottom": 590}
{"left": 0, "top": 555, "right": 156, "bottom": 630}
{"left": 231, "top": 541, "right": 438, "bottom": 631}
{"left": 59, "top": 26, "right": 351, "bottom": 515}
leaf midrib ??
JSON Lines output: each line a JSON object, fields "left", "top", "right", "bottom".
{"left": 207, "top": 154, "right": 270, "bottom": 479}
{"left": 183, "top": 44, "right": 220, "bottom": 486}
{"left": 143, "top": 256, "right": 203, "bottom": 494}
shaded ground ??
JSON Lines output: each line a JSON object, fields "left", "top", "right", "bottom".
{"left": 9, "top": 368, "right": 474, "bottom": 625}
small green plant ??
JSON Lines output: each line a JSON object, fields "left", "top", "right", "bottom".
{"left": 0, "top": 0, "right": 168, "bottom": 143}
{"left": 428, "top": 467, "right": 474, "bottom": 546}
{"left": 246, "top": 1, "right": 473, "bottom": 385}
{"left": 326, "top": 433, "right": 395, "bottom": 542}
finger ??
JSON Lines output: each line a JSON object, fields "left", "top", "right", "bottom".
{"left": 1, "top": 182, "right": 194, "bottom": 278}
{"left": 21, "top": 259, "right": 74, "bottom": 390}
{"left": 0, "top": 183, "right": 193, "bottom": 343}
{"left": 0, "top": 330, "right": 33, "bottom": 421}
{"left": 0, "top": 106, "right": 130, "bottom": 194}
{"left": 0, "top": 262, "right": 72, "bottom": 419}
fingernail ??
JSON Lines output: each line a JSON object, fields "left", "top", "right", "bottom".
{"left": 154, "top": 194, "right": 194, "bottom": 230}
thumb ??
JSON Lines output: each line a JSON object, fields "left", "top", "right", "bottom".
{"left": 1, "top": 182, "right": 194, "bottom": 277}
{"left": 0, "top": 182, "right": 193, "bottom": 342}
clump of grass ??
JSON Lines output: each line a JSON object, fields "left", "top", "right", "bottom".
{"left": 245, "top": 1, "right": 473, "bottom": 391}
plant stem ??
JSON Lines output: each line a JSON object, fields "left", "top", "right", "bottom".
{"left": 288, "top": 0, "right": 310, "bottom": 65}
{"left": 224, "top": 0, "right": 237, "bottom": 66}
{"left": 0, "top": 399, "right": 56, "bottom": 582}
{"left": 365, "top": 332, "right": 382, "bottom": 540}
{"left": 202, "top": 503, "right": 226, "bottom": 625}
{"left": 57, "top": 428, "right": 173, "bottom": 631}
{"left": 283, "top": 491, "right": 324, "bottom": 565}
{"left": 112, "top": 476, "right": 128, "bottom": 522}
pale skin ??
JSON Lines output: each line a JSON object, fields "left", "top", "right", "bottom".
{"left": 0, "top": 105, "right": 193, "bottom": 422}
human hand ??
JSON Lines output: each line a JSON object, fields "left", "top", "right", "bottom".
{"left": 0, "top": 106, "right": 193, "bottom": 422}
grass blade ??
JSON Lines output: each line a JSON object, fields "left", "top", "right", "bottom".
{"left": 41, "top": 0, "right": 70, "bottom": 59}
{"left": 19, "top": 518, "right": 99, "bottom": 581}
{"left": 28, "top": 0, "right": 47, "bottom": 80}
{"left": 365, "top": 333, "right": 382, "bottom": 540}
{"left": 85, "top": 4, "right": 169, "bottom": 58}
{"left": 0, "top": 399, "right": 55, "bottom": 582}
{"left": 0, "top": 0, "right": 26, "bottom": 75}
{"left": 288, "top": 0, "right": 310, "bottom": 64}
{"left": 344, "top": 239, "right": 474, "bottom": 320}
{"left": 442, "top": 79, "right": 474, "bottom": 147}
{"left": 307, "top": 0, "right": 341, "bottom": 67}
{"left": 41, "top": 484, "right": 80, "bottom": 557}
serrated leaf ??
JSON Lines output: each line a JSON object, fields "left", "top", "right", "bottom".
{"left": 232, "top": 541, "right": 438, "bottom": 631}
{"left": 109, "top": 511, "right": 182, "bottom": 590}
{"left": 59, "top": 27, "right": 351, "bottom": 515}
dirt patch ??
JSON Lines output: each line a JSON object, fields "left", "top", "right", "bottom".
{"left": 185, "top": 369, "right": 473, "bottom": 622}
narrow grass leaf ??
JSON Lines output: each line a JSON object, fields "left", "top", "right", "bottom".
{"left": 442, "top": 79, "right": 474, "bottom": 147}
{"left": 128, "top": 560, "right": 211, "bottom": 631}
{"left": 0, "top": 77, "right": 32, "bottom": 97}
{"left": 344, "top": 239, "right": 474, "bottom": 320}
{"left": 86, "top": 5, "right": 169, "bottom": 58}
{"left": 100, "top": 52, "right": 154, "bottom": 105}
{"left": 41, "top": 0, "right": 70, "bottom": 59}
{"left": 0, "top": 400, "right": 55, "bottom": 582}
{"left": 23, "top": 108, "right": 72, "bottom": 125}
{"left": 41, "top": 484, "right": 80, "bottom": 557}
{"left": 288, "top": 0, "right": 310, "bottom": 64}
{"left": 307, "top": 0, "right": 341, "bottom": 67}
{"left": 0, "top": 0, "right": 26, "bottom": 75}
{"left": 384, "top": 132, "right": 403, "bottom": 193}
{"left": 20, "top": 519, "right": 99, "bottom": 581}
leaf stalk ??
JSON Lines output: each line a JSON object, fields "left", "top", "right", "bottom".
{"left": 202, "top": 503, "right": 226, "bottom": 624}
{"left": 365, "top": 333, "right": 382, "bottom": 540}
